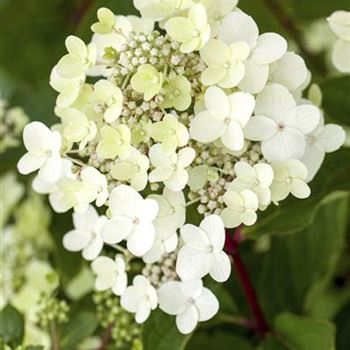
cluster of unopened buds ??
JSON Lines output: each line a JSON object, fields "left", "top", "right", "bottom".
{"left": 17, "top": 0, "right": 346, "bottom": 334}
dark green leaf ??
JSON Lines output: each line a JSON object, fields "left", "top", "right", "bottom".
{"left": 60, "top": 311, "right": 97, "bottom": 350}
{"left": 334, "top": 301, "right": 350, "bottom": 350}
{"left": 320, "top": 77, "right": 350, "bottom": 127}
{"left": 0, "top": 305, "right": 24, "bottom": 347}
{"left": 257, "top": 196, "right": 349, "bottom": 320}
{"left": 143, "top": 309, "right": 191, "bottom": 350}
{"left": 274, "top": 313, "right": 336, "bottom": 350}
{"left": 187, "top": 330, "right": 254, "bottom": 350}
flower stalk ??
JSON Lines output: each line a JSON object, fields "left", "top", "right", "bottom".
{"left": 225, "top": 226, "right": 270, "bottom": 336}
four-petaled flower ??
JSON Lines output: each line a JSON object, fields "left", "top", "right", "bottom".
{"left": 176, "top": 215, "right": 231, "bottom": 282}
{"left": 101, "top": 185, "right": 159, "bottom": 257}
{"left": 190, "top": 86, "right": 255, "bottom": 151}
{"left": 244, "top": 84, "right": 320, "bottom": 162}
{"left": 158, "top": 279, "right": 219, "bottom": 334}
{"left": 91, "top": 255, "right": 127, "bottom": 296}
{"left": 121, "top": 275, "right": 158, "bottom": 323}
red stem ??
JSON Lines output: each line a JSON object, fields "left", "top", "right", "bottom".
{"left": 225, "top": 226, "right": 270, "bottom": 335}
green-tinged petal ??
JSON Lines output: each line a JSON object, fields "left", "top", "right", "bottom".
{"left": 165, "top": 17, "right": 193, "bottom": 43}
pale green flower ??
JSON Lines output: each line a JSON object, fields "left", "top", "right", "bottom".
{"left": 150, "top": 114, "right": 189, "bottom": 152}
{"left": 200, "top": 39, "right": 250, "bottom": 88}
{"left": 94, "top": 79, "right": 123, "bottom": 123}
{"left": 111, "top": 147, "right": 150, "bottom": 191}
{"left": 164, "top": 4, "right": 211, "bottom": 53}
{"left": 91, "top": 7, "right": 117, "bottom": 34}
{"left": 61, "top": 109, "right": 97, "bottom": 150}
{"left": 96, "top": 125, "right": 131, "bottom": 159}
{"left": 56, "top": 36, "right": 97, "bottom": 79}
{"left": 130, "top": 64, "right": 163, "bottom": 101}
{"left": 131, "top": 119, "right": 152, "bottom": 145}
{"left": 161, "top": 75, "right": 192, "bottom": 111}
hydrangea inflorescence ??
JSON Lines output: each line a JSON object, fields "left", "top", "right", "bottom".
{"left": 17, "top": 1, "right": 346, "bottom": 334}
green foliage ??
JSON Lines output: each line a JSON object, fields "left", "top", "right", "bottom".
{"left": 59, "top": 311, "right": 98, "bottom": 350}
{"left": 274, "top": 313, "right": 336, "bottom": 350}
{"left": 143, "top": 310, "right": 192, "bottom": 350}
{"left": 0, "top": 305, "right": 24, "bottom": 347}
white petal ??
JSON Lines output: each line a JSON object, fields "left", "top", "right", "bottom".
{"left": 176, "top": 306, "right": 198, "bottom": 334}
{"left": 73, "top": 205, "right": 99, "bottom": 231}
{"left": 63, "top": 230, "right": 89, "bottom": 251}
{"left": 121, "top": 286, "right": 142, "bottom": 313}
{"left": 199, "top": 215, "right": 225, "bottom": 250}
{"left": 244, "top": 116, "right": 277, "bottom": 141}
{"left": 255, "top": 163, "right": 274, "bottom": 188}
{"left": 164, "top": 169, "right": 188, "bottom": 192}
{"left": 209, "top": 251, "right": 231, "bottom": 282}
{"left": 285, "top": 105, "right": 320, "bottom": 134}
{"left": 195, "top": 288, "right": 219, "bottom": 321}
{"left": 261, "top": 128, "right": 305, "bottom": 161}
{"left": 112, "top": 273, "right": 127, "bottom": 296}
{"left": 82, "top": 238, "right": 103, "bottom": 261}
{"left": 316, "top": 124, "right": 346, "bottom": 152}
{"left": 190, "top": 111, "right": 226, "bottom": 143}
{"left": 180, "top": 224, "right": 209, "bottom": 248}
{"left": 137, "top": 198, "right": 159, "bottom": 222}
{"left": 177, "top": 147, "right": 196, "bottom": 168}
{"left": 158, "top": 281, "right": 187, "bottom": 315}
{"left": 228, "top": 92, "right": 255, "bottom": 127}
{"left": 235, "top": 161, "right": 256, "bottom": 182}
{"left": 100, "top": 216, "right": 133, "bottom": 244}
{"left": 127, "top": 223, "right": 155, "bottom": 257}
{"left": 17, "top": 153, "right": 46, "bottom": 175}
{"left": 252, "top": 33, "right": 287, "bottom": 65}
{"left": 332, "top": 39, "right": 350, "bottom": 73}
{"left": 23, "top": 122, "right": 53, "bottom": 154}
{"left": 95, "top": 274, "right": 115, "bottom": 291}
{"left": 219, "top": 10, "right": 259, "bottom": 48}
{"left": 205, "top": 86, "right": 230, "bottom": 117}
{"left": 135, "top": 303, "right": 151, "bottom": 323}
{"left": 109, "top": 185, "right": 142, "bottom": 216}
{"left": 221, "top": 121, "right": 244, "bottom": 151}
{"left": 176, "top": 246, "right": 212, "bottom": 280}
{"left": 255, "top": 84, "right": 296, "bottom": 123}
{"left": 270, "top": 52, "right": 308, "bottom": 91}
{"left": 301, "top": 145, "right": 325, "bottom": 182}
{"left": 241, "top": 209, "right": 258, "bottom": 226}
{"left": 38, "top": 154, "right": 62, "bottom": 183}
{"left": 238, "top": 58, "right": 269, "bottom": 94}
{"left": 220, "top": 208, "right": 242, "bottom": 228}
{"left": 291, "top": 179, "right": 311, "bottom": 199}
{"left": 142, "top": 241, "right": 163, "bottom": 264}
{"left": 180, "top": 280, "right": 203, "bottom": 299}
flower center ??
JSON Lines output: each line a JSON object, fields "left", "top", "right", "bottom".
{"left": 188, "top": 297, "right": 195, "bottom": 305}
{"left": 132, "top": 217, "right": 140, "bottom": 225}
{"left": 173, "top": 88, "right": 181, "bottom": 97}
{"left": 285, "top": 176, "right": 293, "bottom": 184}
{"left": 238, "top": 206, "right": 245, "bottom": 213}
{"left": 193, "top": 29, "right": 200, "bottom": 38}
{"left": 224, "top": 117, "right": 231, "bottom": 125}
{"left": 277, "top": 123, "right": 285, "bottom": 131}
{"left": 223, "top": 62, "right": 231, "bottom": 69}
{"left": 206, "top": 245, "right": 214, "bottom": 253}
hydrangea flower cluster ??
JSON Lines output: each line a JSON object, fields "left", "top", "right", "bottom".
{"left": 17, "top": 1, "right": 346, "bottom": 334}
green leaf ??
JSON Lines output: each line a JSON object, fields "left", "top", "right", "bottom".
{"left": 246, "top": 148, "right": 350, "bottom": 238}
{"left": 259, "top": 336, "right": 288, "bottom": 350}
{"left": 187, "top": 330, "right": 254, "bottom": 350}
{"left": 257, "top": 195, "right": 349, "bottom": 320}
{"left": 59, "top": 311, "right": 97, "bottom": 350}
{"left": 334, "top": 301, "right": 350, "bottom": 350}
{"left": 320, "top": 77, "right": 350, "bottom": 127}
{"left": 0, "top": 305, "right": 24, "bottom": 347}
{"left": 274, "top": 313, "right": 336, "bottom": 350}
{"left": 143, "top": 309, "right": 191, "bottom": 350}
{"left": 25, "top": 346, "right": 44, "bottom": 350}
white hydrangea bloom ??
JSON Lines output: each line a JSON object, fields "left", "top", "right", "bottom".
{"left": 229, "top": 161, "right": 274, "bottom": 209}
{"left": 111, "top": 147, "right": 150, "bottom": 191}
{"left": 49, "top": 166, "right": 108, "bottom": 213}
{"left": 56, "top": 36, "right": 97, "bottom": 79}
{"left": 219, "top": 10, "right": 287, "bottom": 93}
{"left": 302, "top": 114, "right": 345, "bottom": 182}
{"left": 327, "top": 11, "right": 350, "bottom": 73}
{"left": 269, "top": 52, "right": 308, "bottom": 92}
{"left": 244, "top": 84, "right": 320, "bottom": 161}
{"left": 121, "top": 275, "right": 158, "bottom": 323}
{"left": 190, "top": 86, "right": 255, "bottom": 151}
{"left": 91, "top": 255, "right": 127, "bottom": 296}
{"left": 176, "top": 215, "right": 231, "bottom": 282}
{"left": 94, "top": 79, "right": 123, "bottom": 123}
{"left": 143, "top": 189, "right": 185, "bottom": 263}
{"left": 200, "top": 39, "right": 250, "bottom": 88}
{"left": 63, "top": 205, "right": 107, "bottom": 261}
{"left": 50, "top": 66, "right": 85, "bottom": 108}
{"left": 61, "top": 108, "right": 97, "bottom": 150}
{"left": 270, "top": 159, "right": 311, "bottom": 203}
{"left": 101, "top": 185, "right": 159, "bottom": 257}
{"left": 165, "top": 4, "right": 211, "bottom": 53}
{"left": 158, "top": 279, "right": 219, "bottom": 334}
{"left": 149, "top": 144, "right": 196, "bottom": 191}
{"left": 221, "top": 189, "right": 259, "bottom": 228}
{"left": 17, "top": 122, "right": 62, "bottom": 183}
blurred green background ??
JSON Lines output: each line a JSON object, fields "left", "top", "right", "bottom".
{"left": 1, "top": 0, "right": 350, "bottom": 349}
